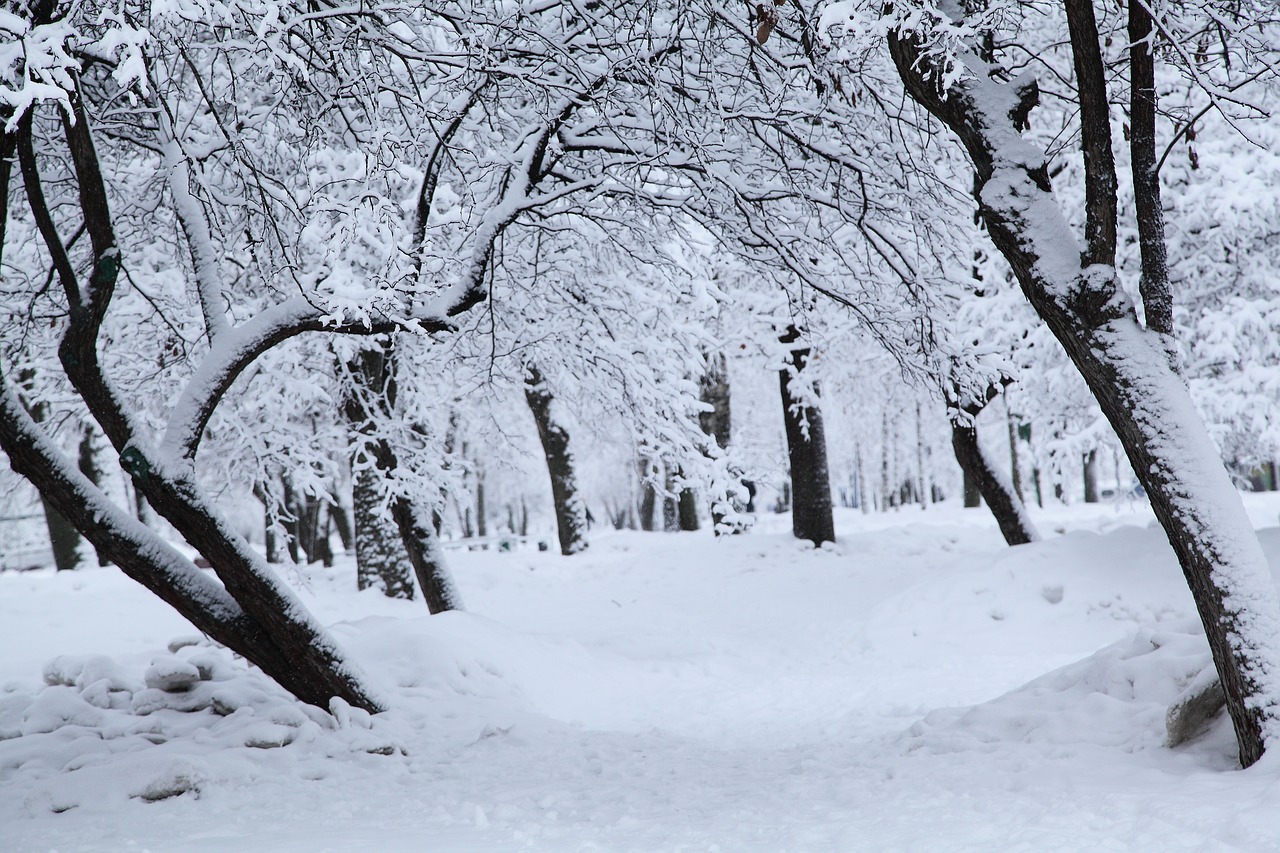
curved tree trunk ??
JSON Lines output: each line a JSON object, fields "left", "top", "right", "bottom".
{"left": 890, "top": 16, "right": 1280, "bottom": 766}
{"left": 525, "top": 365, "right": 589, "bottom": 555}
{"left": 778, "top": 327, "right": 835, "bottom": 545}
{"left": 951, "top": 419, "right": 1039, "bottom": 546}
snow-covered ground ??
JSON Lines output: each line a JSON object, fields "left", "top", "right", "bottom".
{"left": 7, "top": 495, "right": 1280, "bottom": 852}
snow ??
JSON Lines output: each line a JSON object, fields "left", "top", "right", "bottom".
{"left": 7, "top": 497, "right": 1280, "bottom": 850}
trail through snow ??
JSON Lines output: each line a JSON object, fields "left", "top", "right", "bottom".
{"left": 6, "top": 498, "right": 1280, "bottom": 851}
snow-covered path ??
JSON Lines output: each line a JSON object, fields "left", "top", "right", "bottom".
{"left": 6, "top": 499, "right": 1280, "bottom": 851}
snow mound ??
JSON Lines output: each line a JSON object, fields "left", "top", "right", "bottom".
{"left": 0, "top": 638, "right": 410, "bottom": 817}
{"left": 904, "top": 619, "right": 1225, "bottom": 756}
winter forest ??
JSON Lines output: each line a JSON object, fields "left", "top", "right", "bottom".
{"left": 3, "top": 0, "right": 1280, "bottom": 849}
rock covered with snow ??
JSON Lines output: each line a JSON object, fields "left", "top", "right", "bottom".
{"left": 144, "top": 657, "right": 202, "bottom": 692}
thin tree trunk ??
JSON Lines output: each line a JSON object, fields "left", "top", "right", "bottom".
{"left": 329, "top": 480, "right": 354, "bottom": 555}
{"left": 638, "top": 457, "right": 657, "bottom": 531}
{"left": 27, "top": 399, "right": 82, "bottom": 571}
{"left": 880, "top": 412, "right": 892, "bottom": 512}
{"left": 779, "top": 327, "right": 835, "bottom": 545}
{"left": 1005, "top": 402, "right": 1025, "bottom": 503}
{"left": 915, "top": 402, "right": 928, "bottom": 510}
{"left": 77, "top": 425, "right": 109, "bottom": 566}
{"left": 1083, "top": 449, "right": 1100, "bottom": 503}
{"left": 662, "top": 465, "right": 680, "bottom": 532}
{"left": 525, "top": 365, "right": 589, "bottom": 555}
{"left": 475, "top": 464, "right": 487, "bottom": 539}
{"left": 678, "top": 480, "right": 700, "bottom": 531}
{"left": 1128, "top": 0, "right": 1173, "bottom": 338}
{"left": 856, "top": 442, "right": 871, "bottom": 514}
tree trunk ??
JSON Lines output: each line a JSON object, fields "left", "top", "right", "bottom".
{"left": 329, "top": 482, "right": 354, "bottom": 554}
{"left": 963, "top": 465, "right": 982, "bottom": 508}
{"left": 915, "top": 402, "right": 928, "bottom": 510}
{"left": 77, "top": 425, "right": 109, "bottom": 566}
{"left": 778, "top": 327, "right": 835, "bottom": 545}
{"left": 879, "top": 411, "right": 893, "bottom": 511}
{"left": 855, "top": 442, "right": 871, "bottom": 514}
{"left": 352, "top": 467, "right": 416, "bottom": 599}
{"left": 1005, "top": 403, "right": 1025, "bottom": 503}
{"left": 525, "top": 365, "right": 589, "bottom": 555}
{"left": 342, "top": 344, "right": 458, "bottom": 608}
{"left": 27, "top": 400, "right": 82, "bottom": 571}
{"left": 951, "top": 417, "right": 1039, "bottom": 546}
{"left": 699, "top": 351, "right": 740, "bottom": 533}
{"left": 475, "top": 464, "right": 487, "bottom": 539}
{"left": 890, "top": 18, "right": 1280, "bottom": 765}
{"left": 1083, "top": 450, "right": 1099, "bottom": 503}
{"left": 662, "top": 465, "right": 680, "bottom": 532}
{"left": 638, "top": 457, "right": 658, "bottom": 531}
{"left": 678, "top": 482, "right": 700, "bottom": 531}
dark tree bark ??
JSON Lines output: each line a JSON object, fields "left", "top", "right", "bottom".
{"left": 947, "top": 375, "right": 1039, "bottom": 547}
{"left": 475, "top": 463, "right": 487, "bottom": 538}
{"left": 40, "top": 488, "right": 81, "bottom": 571}
{"left": 963, "top": 466, "right": 982, "bottom": 508}
{"left": 329, "top": 483, "right": 354, "bottom": 554}
{"left": 889, "top": 10, "right": 1280, "bottom": 766}
{"left": 1128, "top": 0, "right": 1173, "bottom": 337}
{"left": 1083, "top": 449, "right": 1100, "bottom": 503}
{"left": 952, "top": 421, "right": 1038, "bottom": 546}
{"left": 778, "top": 327, "right": 835, "bottom": 545}
{"left": 525, "top": 365, "right": 588, "bottom": 555}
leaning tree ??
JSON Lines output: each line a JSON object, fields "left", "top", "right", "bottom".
{"left": 817, "top": 0, "right": 1280, "bottom": 765}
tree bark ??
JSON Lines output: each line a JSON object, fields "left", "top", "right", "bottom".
{"left": 1128, "top": 0, "right": 1173, "bottom": 337}
{"left": 947, "top": 372, "right": 1039, "bottom": 546}
{"left": 952, "top": 419, "right": 1039, "bottom": 546}
{"left": 26, "top": 398, "right": 82, "bottom": 571}
{"left": 525, "top": 365, "right": 589, "bottom": 554}
{"left": 77, "top": 424, "right": 109, "bottom": 566}
{"left": 678, "top": 481, "right": 700, "bottom": 531}
{"left": 638, "top": 457, "right": 658, "bottom": 531}
{"left": 963, "top": 465, "right": 982, "bottom": 508}
{"left": 889, "top": 17, "right": 1280, "bottom": 766}
{"left": 778, "top": 327, "right": 835, "bottom": 545}
{"left": 1083, "top": 449, "right": 1100, "bottom": 503}
{"left": 352, "top": 466, "right": 415, "bottom": 599}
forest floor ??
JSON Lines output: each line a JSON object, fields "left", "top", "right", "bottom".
{"left": 7, "top": 494, "right": 1280, "bottom": 851}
